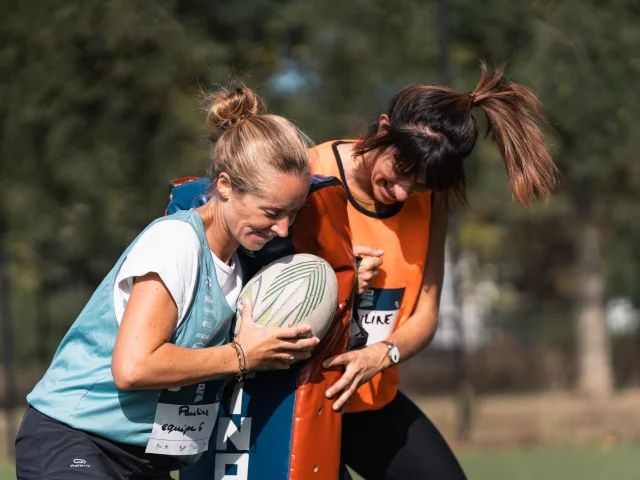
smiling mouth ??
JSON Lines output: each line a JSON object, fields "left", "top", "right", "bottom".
{"left": 382, "top": 181, "right": 396, "bottom": 202}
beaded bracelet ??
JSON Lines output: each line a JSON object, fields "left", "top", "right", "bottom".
{"left": 236, "top": 342, "right": 250, "bottom": 372}
{"left": 230, "top": 341, "right": 248, "bottom": 382}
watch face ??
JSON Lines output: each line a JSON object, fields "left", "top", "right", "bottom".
{"left": 389, "top": 345, "right": 400, "bottom": 364}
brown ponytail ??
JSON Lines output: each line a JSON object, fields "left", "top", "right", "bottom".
{"left": 471, "top": 62, "right": 558, "bottom": 207}
{"left": 354, "top": 61, "right": 558, "bottom": 208}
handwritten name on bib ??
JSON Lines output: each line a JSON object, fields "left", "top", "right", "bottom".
{"left": 146, "top": 381, "right": 223, "bottom": 456}
{"left": 356, "top": 287, "right": 405, "bottom": 345}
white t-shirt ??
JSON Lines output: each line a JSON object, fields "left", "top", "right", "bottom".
{"left": 113, "top": 220, "right": 243, "bottom": 329}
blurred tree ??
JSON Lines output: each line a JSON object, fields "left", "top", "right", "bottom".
{"left": 0, "top": 0, "right": 214, "bottom": 365}
{"left": 0, "top": 0, "right": 638, "bottom": 400}
{"left": 447, "top": 0, "right": 640, "bottom": 397}
{"left": 0, "top": 0, "right": 303, "bottom": 369}
{"left": 518, "top": 0, "right": 640, "bottom": 397}
{"left": 275, "top": 0, "right": 640, "bottom": 398}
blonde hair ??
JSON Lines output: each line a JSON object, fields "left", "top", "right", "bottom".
{"left": 204, "top": 85, "right": 312, "bottom": 196}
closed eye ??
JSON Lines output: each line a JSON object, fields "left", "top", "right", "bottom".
{"left": 263, "top": 208, "right": 300, "bottom": 220}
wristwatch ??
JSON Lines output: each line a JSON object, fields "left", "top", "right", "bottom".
{"left": 381, "top": 341, "right": 400, "bottom": 365}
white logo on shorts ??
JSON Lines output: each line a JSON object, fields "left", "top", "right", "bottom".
{"left": 70, "top": 458, "right": 90, "bottom": 468}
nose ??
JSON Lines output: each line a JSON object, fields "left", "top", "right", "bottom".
{"left": 393, "top": 183, "right": 411, "bottom": 202}
{"left": 271, "top": 217, "right": 290, "bottom": 237}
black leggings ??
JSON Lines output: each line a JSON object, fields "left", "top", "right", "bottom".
{"left": 16, "top": 407, "right": 174, "bottom": 479}
{"left": 340, "top": 391, "right": 468, "bottom": 480}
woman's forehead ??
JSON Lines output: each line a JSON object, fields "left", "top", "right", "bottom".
{"left": 255, "top": 174, "right": 308, "bottom": 207}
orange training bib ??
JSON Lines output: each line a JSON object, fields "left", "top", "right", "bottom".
{"left": 311, "top": 140, "right": 432, "bottom": 412}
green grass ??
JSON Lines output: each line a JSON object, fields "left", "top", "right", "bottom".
{"left": 346, "top": 444, "right": 640, "bottom": 480}
{"left": 5, "top": 445, "right": 640, "bottom": 479}
{"left": 457, "top": 445, "right": 640, "bottom": 480}
{"left": 0, "top": 462, "right": 13, "bottom": 480}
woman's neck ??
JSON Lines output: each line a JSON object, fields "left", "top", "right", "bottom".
{"left": 338, "top": 142, "right": 397, "bottom": 214}
{"left": 195, "top": 200, "right": 238, "bottom": 264}
{"left": 337, "top": 143, "right": 376, "bottom": 204}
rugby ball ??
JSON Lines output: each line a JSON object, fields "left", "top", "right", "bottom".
{"left": 233, "top": 253, "right": 338, "bottom": 342}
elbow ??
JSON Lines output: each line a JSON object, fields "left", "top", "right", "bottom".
{"left": 112, "top": 362, "right": 144, "bottom": 391}
{"left": 421, "top": 329, "right": 437, "bottom": 351}
{"left": 422, "top": 316, "right": 439, "bottom": 347}
{"left": 415, "top": 313, "right": 438, "bottom": 351}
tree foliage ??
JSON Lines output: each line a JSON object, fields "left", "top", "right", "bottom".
{"left": 1, "top": 0, "right": 638, "bottom": 392}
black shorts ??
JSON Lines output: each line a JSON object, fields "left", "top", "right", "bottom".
{"left": 341, "top": 391, "right": 468, "bottom": 480}
{"left": 15, "top": 406, "right": 176, "bottom": 480}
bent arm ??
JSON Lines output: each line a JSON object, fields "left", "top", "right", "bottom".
{"left": 322, "top": 194, "right": 450, "bottom": 409}
{"left": 112, "top": 272, "right": 238, "bottom": 391}
{"left": 378, "top": 193, "right": 449, "bottom": 364}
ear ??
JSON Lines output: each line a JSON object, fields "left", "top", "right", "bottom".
{"left": 216, "top": 172, "right": 232, "bottom": 200}
{"left": 377, "top": 114, "right": 390, "bottom": 135}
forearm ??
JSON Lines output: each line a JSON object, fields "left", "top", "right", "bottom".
{"left": 374, "top": 193, "right": 447, "bottom": 366}
{"left": 322, "top": 309, "right": 439, "bottom": 409}
{"left": 386, "top": 310, "right": 438, "bottom": 363}
{"left": 386, "top": 192, "right": 447, "bottom": 363}
{"left": 113, "top": 342, "right": 239, "bottom": 391}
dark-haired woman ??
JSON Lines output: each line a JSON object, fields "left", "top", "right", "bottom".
{"left": 313, "top": 63, "right": 558, "bottom": 479}
{"left": 15, "top": 86, "right": 320, "bottom": 480}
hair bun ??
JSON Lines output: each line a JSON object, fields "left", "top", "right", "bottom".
{"left": 205, "top": 85, "right": 267, "bottom": 139}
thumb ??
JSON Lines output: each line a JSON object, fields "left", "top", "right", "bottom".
{"left": 353, "top": 245, "right": 384, "bottom": 257}
{"left": 237, "top": 299, "right": 253, "bottom": 331}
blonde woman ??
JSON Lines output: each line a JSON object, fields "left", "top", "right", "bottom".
{"left": 16, "top": 86, "right": 319, "bottom": 480}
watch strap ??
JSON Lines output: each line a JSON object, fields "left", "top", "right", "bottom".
{"left": 380, "top": 340, "right": 399, "bottom": 364}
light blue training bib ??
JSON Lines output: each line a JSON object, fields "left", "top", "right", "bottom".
{"left": 27, "top": 210, "right": 235, "bottom": 462}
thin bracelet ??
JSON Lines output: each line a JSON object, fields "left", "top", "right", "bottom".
{"left": 235, "top": 342, "right": 250, "bottom": 372}
{"left": 231, "top": 341, "right": 249, "bottom": 381}
{"left": 229, "top": 342, "right": 247, "bottom": 382}
{"left": 229, "top": 342, "right": 242, "bottom": 380}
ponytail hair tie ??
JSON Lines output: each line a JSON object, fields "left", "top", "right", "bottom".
{"left": 468, "top": 92, "right": 477, "bottom": 105}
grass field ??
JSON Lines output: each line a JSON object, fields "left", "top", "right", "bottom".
{"left": 2, "top": 444, "right": 640, "bottom": 479}
{"left": 457, "top": 444, "right": 640, "bottom": 480}
{"left": 0, "top": 463, "right": 12, "bottom": 480}
{"left": 345, "top": 444, "right": 640, "bottom": 479}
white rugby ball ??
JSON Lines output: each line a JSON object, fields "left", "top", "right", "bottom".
{"left": 234, "top": 253, "right": 338, "bottom": 342}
